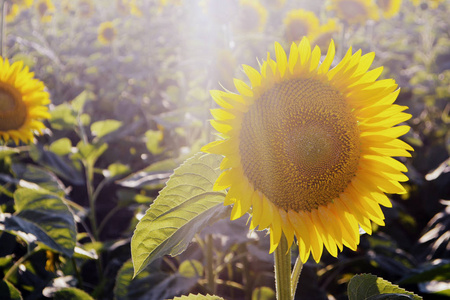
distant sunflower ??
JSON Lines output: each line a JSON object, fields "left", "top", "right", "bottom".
{"left": 283, "top": 9, "right": 320, "bottom": 44}
{"left": 6, "top": 3, "right": 20, "bottom": 22}
{"left": 78, "top": 0, "right": 95, "bottom": 18}
{"left": 202, "top": 38, "right": 412, "bottom": 262}
{"left": 98, "top": 22, "right": 117, "bottom": 45}
{"left": 16, "top": 0, "right": 34, "bottom": 9}
{"left": 411, "top": 0, "right": 443, "bottom": 8}
{"left": 311, "top": 19, "right": 341, "bottom": 52}
{"left": 377, "top": 0, "right": 402, "bottom": 18}
{"left": 236, "top": 0, "right": 268, "bottom": 32}
{"left": 0, "top": 57, "right": 50, "bottom": 145}
{"left": 328, "top": 0, "right": 379, "bottom": 25}
{"left": 36, "top": 0, "right": 55, "bottom": 23}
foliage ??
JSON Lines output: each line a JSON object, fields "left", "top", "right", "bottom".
{"left": 0, "top": 0, "right": 449, "bottom": 299}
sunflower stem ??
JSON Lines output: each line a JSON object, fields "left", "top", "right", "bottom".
{"left": 290, "top": 254, "right": 304, "bottom": 298}
{"left": 206, "top": 234, "right": 215, "bottom": 293}
{"left": 274, "top": 234, "right": 291, "bottom": 300}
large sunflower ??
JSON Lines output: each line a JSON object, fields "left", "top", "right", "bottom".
{"left": 202, "top": 38, "right": 412, "bottom": 262}
{"left": 377, "top": 0, "right": 402, "bottom": 18}
{"left": 328, "top": 0, "right": 379, "bottom": 25}
{"left": 0, "top": 57, "right": 50, "bottom": 145}
{"left": 283, "top": 9, "right": 320, "bottom": 44}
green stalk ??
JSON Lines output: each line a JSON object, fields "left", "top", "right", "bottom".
{"left": 274, "top": 234, "right": 291, "bottom": 300}
{"left": 206, "top": 234, "right": 215, "bottom": 293}
{"left": 290, "top": 254, "right": 304, "bottom": 299}
{"left": 3, "top": 246, "right": 41, "bottom": 281}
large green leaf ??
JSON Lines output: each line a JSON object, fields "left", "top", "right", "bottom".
{"left": 12, "top": 164, "right": 66, "bottom": 197}
{"left": 131, "top": 153, "right": 227, "bottom": 277}
{"left": 3, "top": 188, "right": 77, "bottom": 257}
{"left": 0, "top": 280, "right": 22, "bottom": 300}
{"left": 348, "top": 274, "right": 422, "bottom": 300}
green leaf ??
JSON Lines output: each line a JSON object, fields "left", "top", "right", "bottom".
{"left": 172, "top": 294, "right": 224, "bottom": 300}
{"left": 4, "top": 188, "right": 77, "bottom": 257}
{"left": 73, "top": 141, "right": 108, "bottom": 168}
{"left": 71, "top": 90, "right": 90, "bottom": 113}
{"left": 12, "top": 164, "right": 66, "bottom": 197}
{"left": 145, "top": 130, "right": 164, "bottom": 155}
{"left": 0, "top": 146, "right": 20, "bottom": 160}
{"left": 105, "top": 163, "right": 130, "bottom": 178}
{"left": 178, "top": 260, "right": 203, "bottom": 278}
{"left": 348, "top": 274, "right": 422, "bottom": 300}
{"left": 52, "top": 287, "right": 94, "bottom": 300}
{"left": 399, "top": 260, "right": 450, "bottom": 284}
{"left": 49, "top": 138, "right": 72, "bottom": 156}
{"left": 90, "top": 120, "right": 123, "bottom": 139}
{"left": 0, "top": 280, "right": 22, "bottom": 300}
{"left": 50, "top": 103, "right": 78, "bottom": 130}
{"left": 131, "top": 153, "right": 227, "bottom": 277}
{"left": 252, "top": 286, "right": 276, "bottom": 300}
{"left": 29, "top": 144, "right": 84, "bottom": 185}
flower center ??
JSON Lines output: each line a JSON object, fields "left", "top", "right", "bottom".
{"left": 0, "top": 83, "right": 27, "bottom": 131}
{"left": 239, "top": 78, "right": 360, "bottom": 212}
{"left": 38, "top": 3, "right": 49, "bottom": 16}
{"left": 337, "top": 1, "right": 368, "bottom": 20}
{"left": 376, "top": 0, "right": 391, "bottom": 10}
{"left": 102, "top": 27, "right": 115, "bottom": 41}
{"left": 286, "top": 20, "right": 309, "bottom": 43}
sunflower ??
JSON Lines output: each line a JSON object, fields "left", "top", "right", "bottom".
{"left": 236, "top": 0, "right": 268, "bottom": 33}
{"left": 377, "top": 0, "right": 402, "bottom": 18}
{"left": 283, "top": 9, "right": 320, "bottom": 44}
{"left": 311, "top": 19, "right": 341, "bottom": 52}
{"left": 0, "top": 57, "right": 50, "bottom": 145}
{"left": 16, "top": 0, "right": 34, "bottom": 9}
{"left": 6, "top": 3, "right": 20, "bottom": 22}
{"left": 78, "top": 0, "right": 95, "bottom": 18}
{"left": 98, "top": 22, "right": 117, "bottom": 45}
{"left": 327, "top": 0, "right": 379, "bottom": 25}
{"left": 36, "top": 0, "right": 55, "bottom": 23}
{"left": 411, "top": 0, "right": 444, "bottom": 8}
{"left": 202, "top": 38, "right": 412, "bottom": 262}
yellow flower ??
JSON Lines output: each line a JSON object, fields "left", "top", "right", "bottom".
{"left": 328, "top": 0, "right": 379, "bottom": 25}
{"left": 0, "top": 57, "right": 51, "bottom": 145}
{"left": 36, "top": 0, "right": 55, "bottom": 23}
{"left": 117, "top": 0, "right": 143, "bottom": 17}
{"left": 311, "top": 19, "right": 341, "bottom": 52}
{"left": 16, "top": 0, "right": 34, "bottom": 9}
{"left": 283, "top": 9, "right": 320, "bottom": 44}
{"left": 411, "top": 0, "right": 444, "bottom": 8}
{"left": 377, "top": 0, "right": 402, "bottom": 18}
{"left": 202, "top": 38, "right": 412, "bottom": 262}
{"left": 78, "top": 0, "right": 95, "bottom": 18}
{"left": 236, "top": 0, "right": 268, "bottom": 32}
{"left": 98, "top": 22, "right": 117, "bottom": 45}
{"left": 6, "top": 3, "right": 20, "bottom": 22}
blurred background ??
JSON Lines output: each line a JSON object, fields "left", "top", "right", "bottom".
{"left": 0, "top": 0, "right": 449, "bottom": 299}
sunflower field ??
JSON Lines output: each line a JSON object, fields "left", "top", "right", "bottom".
{"left": 0, "top": 0, "right": 449, "bottom": 299}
